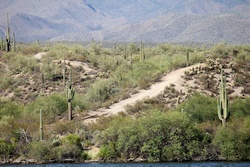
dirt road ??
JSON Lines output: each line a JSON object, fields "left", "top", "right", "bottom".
{"left": 84, "top": 63, "right": 203, "bottom": 122}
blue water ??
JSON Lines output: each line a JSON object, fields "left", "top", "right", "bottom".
{"left": 2, "top": 162, "right": 250, "bottom": 167}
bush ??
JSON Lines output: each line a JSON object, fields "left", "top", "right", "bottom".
{"left": 0, "top": 100, "right": 23, "bottom": 120}
{"left": 7, "top": 54, "right": 40, "bottom": 75}
{"left": 176, "top": 93, "right": 217, "bottom": 123}
{"left": 0, "top": 139, "right": 14, "bottom": 160}
{"left": 98, "top": 142, "right": 118, "bottom": 161}
{"left": 212, "top": 42, "right": 230, "bottom": 57}
{"left": 0, "top": 75, "right": 15, "bottom": 89}
{"left": 26, "top": 93, "right": 67, "bottom": 123}
{"left": 17, "top": 43, "right": 43, "bottom": 55}
{"left": 28, "top": 141, "right": 54, "bottom": 163}
{"left": 230, "top": 98, "right": 250, "bottom": 118}
{"left": 85, "top": 79, "right": 118, "bottom": 108}
{"left": 98, "top": 111, "right": 208, "bottom": 162}
{"left": 63, "top": 134, "right": 81, "bottom": 148}
{"left": 129, "top": 61, "right": 160, "bottom": 89}
{"left": 213, "top": 118, "right": 250, "bottom": 161}
{"left": 55, "top": 143, "right": 82, "bottom": 161}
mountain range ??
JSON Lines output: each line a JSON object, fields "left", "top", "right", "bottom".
{"left": 0, "top": 0, "right": 250, "bottom": 44}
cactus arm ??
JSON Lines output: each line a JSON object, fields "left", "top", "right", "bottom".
{"left": 224, "top": 93, "right": 229, "bottom": 119}
{"left": 217, "top": 98, "right": 223, "bottom": 121}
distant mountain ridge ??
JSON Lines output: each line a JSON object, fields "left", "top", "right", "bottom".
{"left": 0, "top": 0, "right": 250, "bottom": 43}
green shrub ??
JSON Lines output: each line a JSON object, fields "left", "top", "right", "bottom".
{"left": 129, "top": 61, "right": 160, "bottom": 89}
{"left": 176, "top": 94, "right": 217, "bottom": 123}
{"left": 212, "top": 42, "right": 230, "bottom": 57}
{"left": 213, "top": 118, "right": 250, "bottom": 161}
{"left": 28, "top": 141, "right": 54, "bottom": 163}
{"left": 0, "top": 75, "right": 15, "bottom": 89}
{"left": 7, "top": 54, "right": 40, "bottom": 75}
{"left": 63, "top": 134, "right": 81, "bottom": 148}
{"left": 41, "top": 56, "right": 61, "bottom": 80}
{"left": 0, "top": 139, "right": 14, "bottom": 160}
{"left": 98, "top": 142, "right": 119, "bottom": 161}
{"left": 0, "top": 100, "right": 23, "bottom": 120}
{"left": 231, "top": 98, "right": 250, "bottom": 118}
{"left": 98, "top": 111, "right": 207, "bottom": 162}
{"left": 26, "top": 93, "right": 67, "bottom": 123}
{"left": 85, "top": 78, "right": 118, "bottom": 108}
{"left": 55, "top": 144, "right": 82, "bottom": 161}
{"left": 17, "top": 43, "right": 43, "bottom": 55}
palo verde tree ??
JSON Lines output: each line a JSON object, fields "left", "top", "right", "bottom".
{"left": 217, "top": 69, "right": 230, "bottom": 127}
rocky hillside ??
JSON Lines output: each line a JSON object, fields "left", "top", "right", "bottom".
{"left": 0, "top": 0, "right": 250, "bottom": 43}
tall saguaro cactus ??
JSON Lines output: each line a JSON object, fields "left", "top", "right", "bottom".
{"left": 40, "top": 109, "right": 44, "bottom": 141}
{"left": 124, "top": 44, "right": 127, "bottom": 60}
{"left": 12, "top": 32, "right": 16, "bottom": 52}
{"left": 186, "top": 48, "right": 190, "bottom": 67}
{"left": 62, "top": 54, "right": 66, "bottom": 87}
{"left": 66, "top": 68, "right": 75, "bottom": 121}
{"left": 217, "top": 69, "right": 230, "bottom": 127}
{"left": 6, "top": 13, "right": 11, "bottom": 52}
{"left": 1, "top": 36, "right": 3, "bottom": 51}
{"left": 41, "top": 72, "right": 45, "bottom": 95}
{"left": 140, "top": 40, "right": 145, "bottom": 61}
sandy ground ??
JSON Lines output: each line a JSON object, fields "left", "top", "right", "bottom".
{"left": 33, "top": 52, "right": 47, "bottom": 59}
{"left": 84, "top": 63, "right": 203, "bottom": 123}
{"left": 33, "top": 52, "right": 96, "bottom": 74}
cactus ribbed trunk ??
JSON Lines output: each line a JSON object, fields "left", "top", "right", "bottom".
{"left": 6, "top": 13, "right": 11, "bottom": 52}
{"left": 12, "top": 32, "right": 16, "bottom": 52}
{"left": 124, "top": 44, "right": 127, "bottom": 60}
{"left": 40, "top": 109, "right": 44, "bottom": 141}
{"left": 140, "top": 40, "right": 145, "bottom": 61}
{"left": 63, "top": 54, "right": 66, "bottom": 87}
{"left": 68, "top": 100, "right": 72, "bottom": 121}
{"left": 1, "top": 36, "right": 3, "bottom": 51}
{"left": 66, "top": 67, "right": 74, "bottom": 121}
{"left": 217, "top": 69, "right": 229, "bottom": 127}
{"left": 41, "top": 72, "right": 45, "bottom": 95}
{"left": 186, "top": 49, "right": 190, "bottom": 67}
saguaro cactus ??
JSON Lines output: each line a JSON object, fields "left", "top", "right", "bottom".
{"left": 40, "top": 109, "right": 44, "bottom": 141}
{"left": 41, "top": 72, "right": 45, "bottom": 95}
{"left": 186, "top": 48, "right": 190, "bottom": 67}
{"left": 66, "top": 68, "right": 75, "bottom": 121}
{"left": 12, "top": 32, "right": 16, "bottom": 52}
{"left": 62, "top": 54, "right": 66, "bottom": 86}
{"left": 1, "top": 36, "right": 3, "bottom": 51}
{"left": 140, "top": 40, "right": 145, "bottom": 61}
{"left": 124, "top": 44, "right": 127, "bottom": 60}
{"left": 6, "top": 13, "right": 11, "bottom": 52}
{"left": 217, "top": 69, "right": 229, "bottom": 127}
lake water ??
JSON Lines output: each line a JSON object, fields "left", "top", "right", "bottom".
{"left": 2, "top": 162, "right": 250, "bottom": 167}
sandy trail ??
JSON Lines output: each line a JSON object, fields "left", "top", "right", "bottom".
{"left": 33, "top": 52, "right": 96, "bottom": 74}
{"left": 84, "top": 63, "right": 203, "bottom": 122}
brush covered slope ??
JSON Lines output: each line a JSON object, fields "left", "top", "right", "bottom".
{"left": 0, "top": 42, "right": 250, "bottom": 163}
